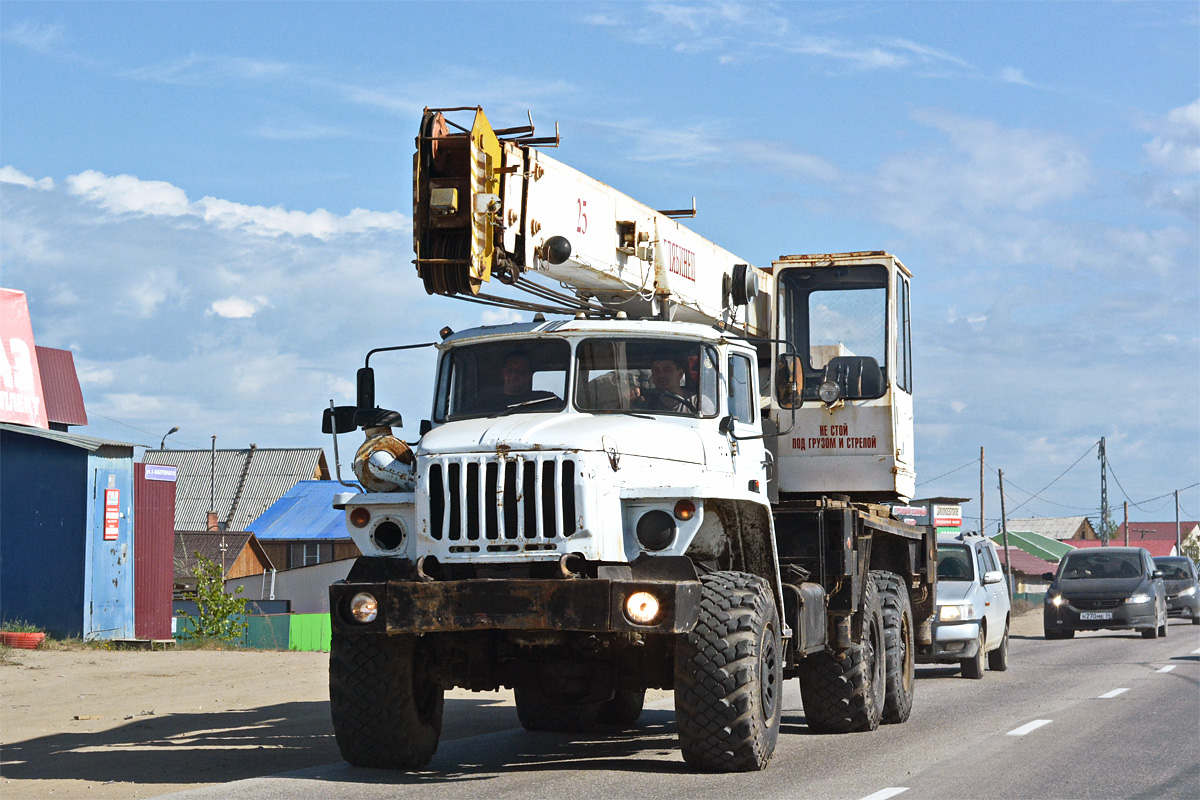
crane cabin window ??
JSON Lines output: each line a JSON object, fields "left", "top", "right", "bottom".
{"left": 778, "top": 264, "right": 890, "bottom": 401}
{"left": 574, "top": 338, "right": 718, "bottom": 417}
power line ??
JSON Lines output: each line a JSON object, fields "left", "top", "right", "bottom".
{"left": 983, "top": 461, "right": 1097, "bottom": 512}
{"left": 917, "top": 456, "right": 980, "bottom": 486}
{"left": 1002, "top": 441, "right": 1099, "bottom": 516}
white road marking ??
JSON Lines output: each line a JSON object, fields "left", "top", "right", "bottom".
{"left": 859, "top": 789, "right": 909, "bottom": 800}
{"left": 1098, "top": 688, "right": 1129, "bottom": 698}
{"left": 1193, "top": 647, "right": 1200, "bottom": 655}
{"left": 1007, "top": 719, "right": 1053, "bottom": 736}
{"left": 1157, "top": 665, "right": 1177, "bottom": 673}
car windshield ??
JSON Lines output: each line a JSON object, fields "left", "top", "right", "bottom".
{"left": 574, "top": 337, "right": 718, "bottom": 418}
{"left": 936, "top": 544, "right": 974, "bottom": 582}
{"left": 1155, "top": 559, "right": 1194, "bottom": 581}
{"left": 1059, "top": 552, "right": 1143, "bottom": 580}
{"left": 435, "top": 339, "right": 570, "bottom": 421}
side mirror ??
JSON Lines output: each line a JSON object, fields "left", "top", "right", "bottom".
{"left": 355, "top": 408, "right": 403, "bottom": 429}
{"left": 322, "top": 405, "right": 357, "bottom": 434}
{"left": 982, "top": 569, "right": 1005, "bottom": 585}
{"left": 774, "top": 354, "right": 802, "bottom": 408}
{"left": 1151, "top": 569, "right": 1163, "bottom": 580}
{"left": 1041, "top": 571, "right": 1055, "bottom": 581}
{"left": 718, "top": 415, "right": 735, "bottom": 435}
{"left": 419, "top": 419, "right": 433, "bottom": 436}
{"left": 356, "top": 366, "right": 376, "bottom": 413}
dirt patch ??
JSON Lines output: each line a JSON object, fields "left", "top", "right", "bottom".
{"left": 0, "top": 643, "right": 519, "bottom": 799}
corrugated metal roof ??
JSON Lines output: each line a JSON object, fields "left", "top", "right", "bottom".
{"left": 174, "top": 531, "right": 274, "bottom": 586}
{"left": 991, "top": 530, "right": 1075, "bottom": 561}
{"left": 245, "top": 480, "right": 351, "bottom": 541}
{"left": 143, "top": 447, "right": 328, "bottom": 531}
{"left": 34, "top": 346, "right": 88, "bottom": 426}
{"left": 1115, "top": 521, "right": 1199, "bottom": 541}
{"left": 0, "top": 421, "right": 137, "bottom": 451}
{"left": 1006, "top": 516, "right": 1096, "bottom": 540}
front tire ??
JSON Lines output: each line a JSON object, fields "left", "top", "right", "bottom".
{"left": 329, "top": 632, "right": 444, "bottom": 769}
{"left": 960, "top": 629, "right": 985, "bottom": 679}
{"left": 987, "top": 620, "right": 1010, "bottom": 672}
{"left": 798, "top": 576, "right": 886, "bottom": 733}
{"left": 674, "top": 571, "right": 782, "bottom": 772}
{"left": 1141, "top": 626, "right": 1157, "bottom": 639}
{"left": 871, "top": 570, "right": 914, "bottom": 724}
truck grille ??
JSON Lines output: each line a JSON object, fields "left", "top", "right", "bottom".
{"left": 427, "top": 455, "right": 578, "bottom": 544}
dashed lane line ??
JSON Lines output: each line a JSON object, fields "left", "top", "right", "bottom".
{"left": 1098, "top": 688, "right": 1129, "bottom": 698}
{"left": 859, "top": 789, "right": 909, "bottom": 800}
{"left": 1007, "top": 719, "right": 1053, "bottom": 736}
{"left": 1156, "top": 665, "right": 1177, "bottom": 673}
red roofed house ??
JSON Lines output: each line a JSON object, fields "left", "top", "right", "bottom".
{"left": 1070, "top": 538, "right": 1179, "bottom": 558}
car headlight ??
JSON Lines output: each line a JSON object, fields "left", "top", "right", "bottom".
{"left": 1178, "top": 586, "right": 1197, "bottom": 597}
{"left": 349, "top": 592, "right": 379, "bottom": 624}
{"left": 938, "top": 603, "right": 975, "bottom": 622}
{"left": 1049, "top": 594, "right": 1065, "bottom": 606}
{"left": 624, "top": 591, "right": 661, "bottom": 625}
{"left": 1126, "top": 593, "right": 1152, "bottom": 604}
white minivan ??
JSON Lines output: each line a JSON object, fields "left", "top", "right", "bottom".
{"left": 916, "top": 532, "right": 1012, "bottom": 678}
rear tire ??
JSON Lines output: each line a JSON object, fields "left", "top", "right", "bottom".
{"left": 515, "top": 686, "right": 603, "bottom": 732}
{"left": 798, "top": 577, "right": 886, "bottom": 733}
{"left": 960, "top": 629, "right": 985, "bottom": 679}
{"left": 1192, "top": 614, "right": 1199, "bottom": 626}
{"left": 329, "top": 632, "right": 444, "bottom": 769}
{"left": 599, "top": 689, "right": 645, "bottom": 727}
{"left": 871, "top": 570, "right": 914, "bottom": 724}
{"left": 987, "top": 620, "right": 1010, "bottom": 672}
{"left": 674, "top": 571, "right": 781, "bottom": 772}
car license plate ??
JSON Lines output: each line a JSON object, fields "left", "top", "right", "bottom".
{"left": 1079, "top": 611, "right": 1112, "bottom": 621}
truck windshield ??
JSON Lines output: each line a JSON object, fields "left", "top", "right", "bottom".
{"left": 574, "top": 338, "right": 718, "bottom": 418}
{"left": 435, "top": 339, "right": 570, "bottom": 421}
{"left": 778, "top": 265, "right": 889, "bottom": 400}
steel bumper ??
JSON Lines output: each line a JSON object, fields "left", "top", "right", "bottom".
{"left": 330, "top": 577, "right": 702, "bottom": 635}
{"left": 916, "top": 620, "right": 981, "bottom": 663}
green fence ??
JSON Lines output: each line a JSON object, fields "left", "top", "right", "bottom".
{"left": 174, "top": 612, "right": 332, "bottom": 651}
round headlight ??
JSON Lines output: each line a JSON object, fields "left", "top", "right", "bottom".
{"left": 349, "top": 592, "right": 378, "bottom": 624}
{"left": 349, "top": 507, "right": 371, "bottom": 528}
{"left": 372, "top": 519, "right": 405, "bottom": 551}
{"left": 674, "top": 499, "right": 696, "bottom": 521}
{"left": 1050, "top": 595, "right": 1065, "bottom": 607}
{"left": 625, "top": 591, "right": 661, "bottom": 625}
{"left": 818, "top": 381, "right": 840, "bottom": 404}
{"left": 636, "top": 510, "right": 676, "bottom": 551}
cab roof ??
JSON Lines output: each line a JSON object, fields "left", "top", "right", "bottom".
{"left": 439, "top": 317, "right": 743, "bottom": 348}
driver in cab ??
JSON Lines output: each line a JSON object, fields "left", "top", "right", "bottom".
{"left": 639, "top": 350, "right": 713, "bottom": 415}
{"left": 473, "top": 351, "right": 558, "bottom": 414}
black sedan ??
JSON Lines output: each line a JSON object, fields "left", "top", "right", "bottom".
{"left": 1044, "top": 546, "right": 1167, "bottom": 639}
{"left": 1154, "top": 556, "right": 1200, "bottom": 625}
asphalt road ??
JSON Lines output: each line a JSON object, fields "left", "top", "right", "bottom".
{"left": 164, "top": 620, "right": 1200, "bottom": 800}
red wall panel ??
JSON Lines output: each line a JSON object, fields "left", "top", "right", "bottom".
{"left": 134, "top": 463, "right": 177, "bottom": 640}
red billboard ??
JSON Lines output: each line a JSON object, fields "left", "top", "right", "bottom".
{"left": 0, "top": 289, "right": 49, "bottom": 429}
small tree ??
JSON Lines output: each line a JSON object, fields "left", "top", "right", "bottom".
{"left": 1182, "top": 529, "right": 1200, "bottom": 564}
{"left": 178, "top": 554, "right": 248, "bottom": 642}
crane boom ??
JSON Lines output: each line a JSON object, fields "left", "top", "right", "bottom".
{"left": 413, "top": 107, "right": 769, "bottom": 337}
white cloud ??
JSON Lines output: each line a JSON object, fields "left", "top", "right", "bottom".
{"left": 1143, "top": 99, "right": 1200, "bottom": 175}
{"left": 1, "top": 21, "right": 64, "bottom": 55}
{"left": 480, "top": 309, "right": 526, "bottom": 325}
{"left": 75, "top": 367, "right": 115, "bottom": 386}
{"left": 62, "top": 169, "right": 409, "bottom": 240}
{"left": 0, "top": 166, "right": 55, "bottom": 190}
{"left": 999, "top": 67, "right": 1034, "bottom": 87}
{"left": 209, "top": 296, "right": 263, "bottom": 319}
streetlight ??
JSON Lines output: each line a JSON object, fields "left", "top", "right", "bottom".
{"left": 160, "top": 426, "right": 180, "bottom": 450}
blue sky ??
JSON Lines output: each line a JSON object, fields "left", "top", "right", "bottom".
{"left": 2, "top": 1, "right": 1197, "bottom": 530}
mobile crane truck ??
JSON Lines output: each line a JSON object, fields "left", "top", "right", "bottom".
{"left": 322, "top": 107, "right": 934, "bottom": 773}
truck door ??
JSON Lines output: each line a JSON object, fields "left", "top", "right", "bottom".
{"left": 727, "top": 350, "right": 767, "bottom": 491}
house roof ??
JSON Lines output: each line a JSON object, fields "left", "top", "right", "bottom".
{"left": 996, "top": 546, "right": 1058, "bottom": 577}
{"left": 245, "top": 480, "right": 352, "bottom": 541}
{"left": 1006, "top": 516, "right": 1096, "bottom": 540}
{"left": 144, "top": 447, "right": 329, "bottom": 531}
{"left": 1115, "top": 521, "right": 1199, "bottom": 541}
{"left": 1069, "top": 538, "right": 1177, "bottom": 558}
{"left": 992, "top": 529, "right": 1075, "bottom": 561}
{"left": 34, "top": 346, "right": 88, "bottom": 426}
{"left": 174, "top": 531, "right": 274, "bottom": 585}
{"left": 0, "top": 422, "right": 136, "bottom": 451}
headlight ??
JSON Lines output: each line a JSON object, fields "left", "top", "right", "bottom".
{"left": 1126, "top": 593, "right": 1152, "bottom": 604}
{"left": 349, "top": 592, "right": 379, "bottom": 624}
{"left": 636, "top": 510, "right": 676, "bottom": 551}
{"left": 1049, "top": 594, "right": 1065, "bottom": 607}
{"left": 938, "top": 603, "right": 974, "bottom": 622}
{"left": 818, "top": 380, "right": 840, "bottom": 404}
{"left": 624, "top": 591, "right": 661, "bottom": 625}
{"left": 1179, "top": 586, "right": 1197, "bottom": 597}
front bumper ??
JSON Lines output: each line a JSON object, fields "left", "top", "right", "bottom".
{"left": 916, "top": 620, "right": 981, "bottom": 664}
{"left": 1166, "top": 593, "right": 1200, "bottom": 619}
{"left": 1043, "top": 598, "right": 1156, "bottom": 631}
{"left": 330, "top": 577, "right": 702, "bottom": 635}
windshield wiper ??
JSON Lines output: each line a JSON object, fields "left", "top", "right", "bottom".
{"left": 492, "top": 396, "right": 561, "bottom": 417}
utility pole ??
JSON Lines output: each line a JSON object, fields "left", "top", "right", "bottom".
{"left": 980, "top": 446, "right": 985, "bottom": 536}
{"left": 1098, "top": 437, "right": 1110, "bottom": 545}
{"left": 1177, "top": 490, "right": 1182, "bottom": 556}
{"left": 1123, "top": 501, "right": 1129, "bottom": 546}
{"left": 999, "top": 469, "right": 1012, "bottom": 596}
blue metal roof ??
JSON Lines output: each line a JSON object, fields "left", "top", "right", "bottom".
{"left": 244, "top": 480, "right": 351, "bottom": 541}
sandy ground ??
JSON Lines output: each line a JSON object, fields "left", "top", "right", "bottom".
{"left": 1, "top": 610, "right": 1044, "bottom": 799}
